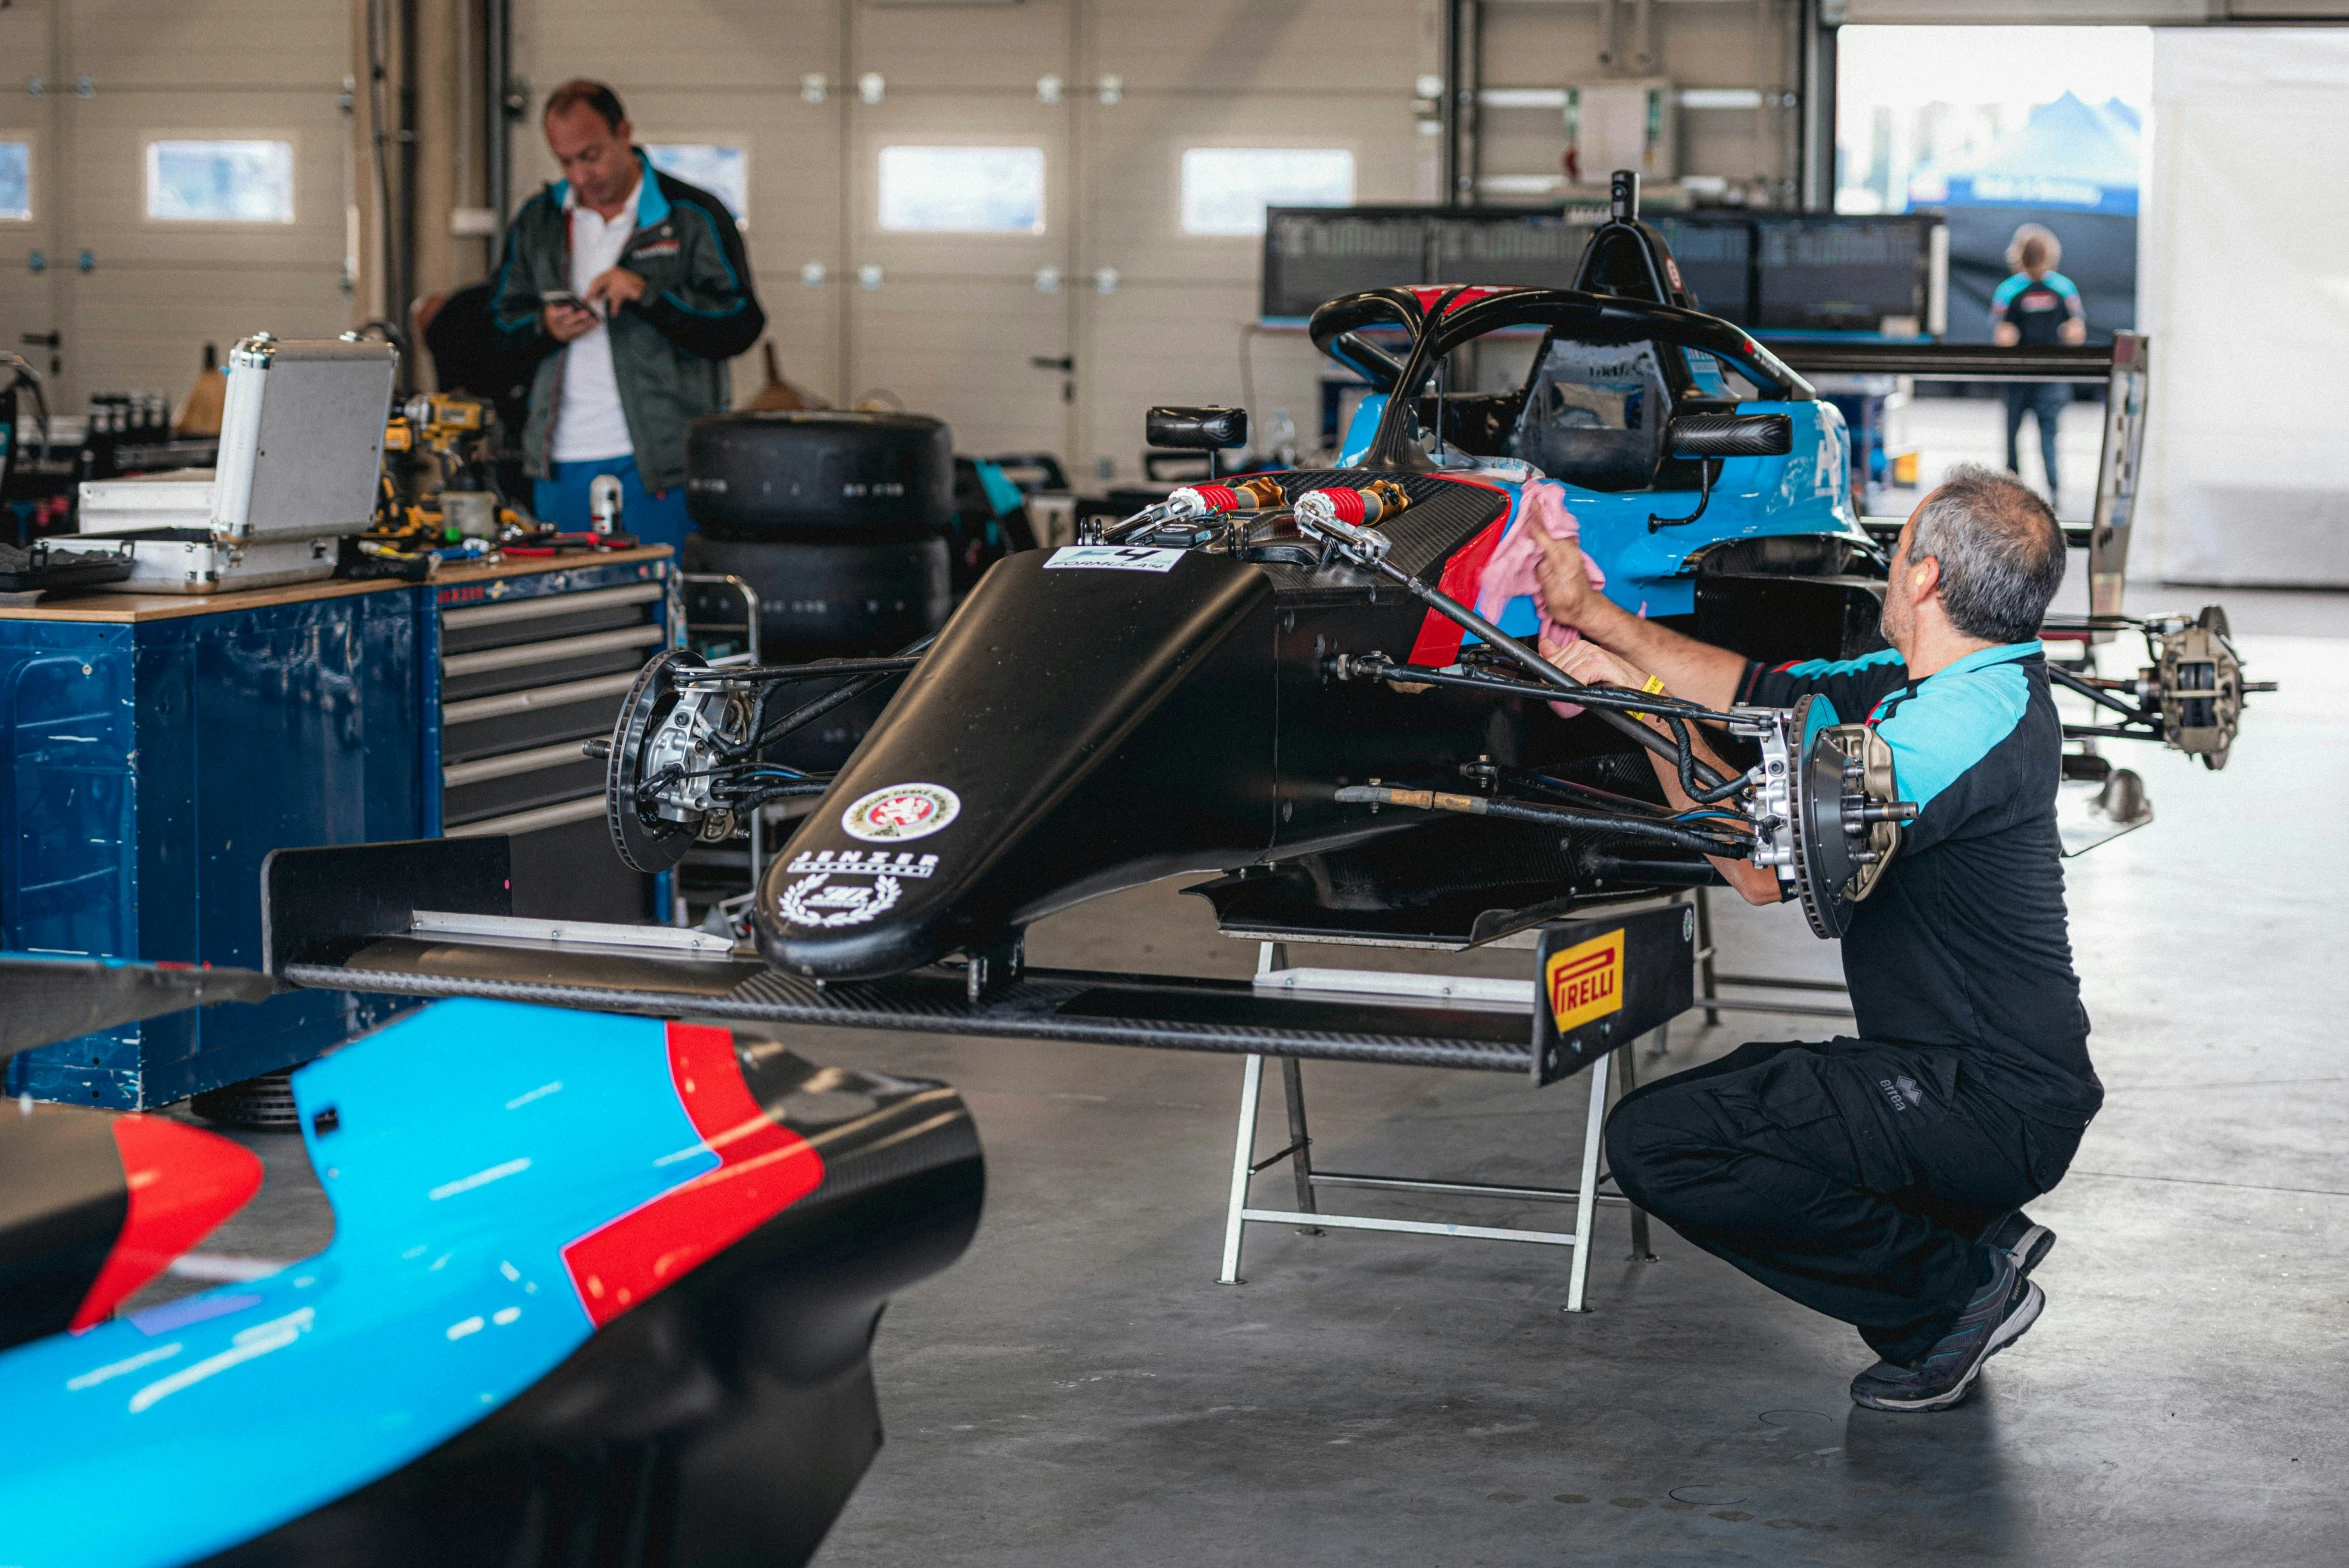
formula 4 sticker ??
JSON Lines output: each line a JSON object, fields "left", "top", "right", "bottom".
{"left": 1044, "top": 546, "right": 1186, "bottom": 573}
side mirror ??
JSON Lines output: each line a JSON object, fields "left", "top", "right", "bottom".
{"left": 1146, "top": 405, "right": 1248, "bottom": 451}
{"left": 1667, "top": 411, "right": 1792, "bottom": 460}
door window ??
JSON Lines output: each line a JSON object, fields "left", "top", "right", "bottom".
{"left": 145, "top": 140, "right": 294, "bottom": 222}
{"left": 645, "top": 144, "right": 748, "bottom": 223}
{"left": 877, "top": 146, "right": 1045, "bottom": 234}
{"left": 0, "top": 143, "right": 28, "bottom": 221}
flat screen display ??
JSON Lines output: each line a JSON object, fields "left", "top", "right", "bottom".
{"left": 1261, "top": 208, "right": 1939, "bottom": 339}
{"left": 1752, "top": 216, "right": 1933, "bottom": 333}
{"left": 1261, "top": 209, "right": 1430, "bottom": 321}
{"left": 1649, "top": 216, "right": 1754, "bottom": 324}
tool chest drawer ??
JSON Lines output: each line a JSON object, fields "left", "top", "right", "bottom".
{"left": 428, "top": 555, "right": 672, "bottom": 919}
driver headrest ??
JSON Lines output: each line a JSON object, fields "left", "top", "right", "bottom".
{"left": 1573, "top": 220, "right": 1694, "bottom": 310}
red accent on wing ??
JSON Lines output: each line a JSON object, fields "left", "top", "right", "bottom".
{"left": 71, "top": 1116, "right": 263, "bottom": 1332}
{"left": 1404, "top": 485, "right": 1513, "bottom": 667}
{"left": 562, "top": 1022, "right": 825, "bottom": 1329}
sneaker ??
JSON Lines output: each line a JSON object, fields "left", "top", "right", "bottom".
{"left": 1980, "top": 1211, "right": 2057, "bottom": 1277}
{"left": 1850, "top": 1253, "right": 2044, "bottom": 1413}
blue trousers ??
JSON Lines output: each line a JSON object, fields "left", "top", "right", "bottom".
{"left": 533, "top": 455, "right": 694, "bottom": 554}
{"left": 2003, "top": 382, "right": 2069, "bottom": 497}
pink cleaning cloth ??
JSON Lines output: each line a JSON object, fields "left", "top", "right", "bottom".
{"left": 1474, "top": 479, "right": 1607, "bottom": 718}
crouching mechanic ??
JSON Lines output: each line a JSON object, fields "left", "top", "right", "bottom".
{"left": 1531, "top": 464, "right": 2099, "bottom": 1412}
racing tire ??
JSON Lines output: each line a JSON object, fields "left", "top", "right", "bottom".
{"left": 685, "top": 410, "right": 954, "bottom": 537}
{"left": 681, "top": 532, "right": 952, "bottom": 663}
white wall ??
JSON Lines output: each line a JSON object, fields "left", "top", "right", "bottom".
{"left": 2142, "top": 28, "right": 2349, "bottom": 585}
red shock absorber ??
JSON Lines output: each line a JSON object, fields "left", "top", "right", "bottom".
{"left": 1168, "top": 474, "right": 1287, "bottom": 518}
{"left": 1294, "top": 479, "right": 1412, "bottom": 529}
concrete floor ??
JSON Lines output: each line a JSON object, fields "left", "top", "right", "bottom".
{"left": 164, "top": 605, "right": 2349, "bottom": 1565}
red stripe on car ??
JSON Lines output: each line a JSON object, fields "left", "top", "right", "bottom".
{"left": 562, "top": 1023, "right": 825, "bottom": 1329}
{"left": 1405, "top": 476, "right": 1515, "bottom": 667}
{"left": 71, "top": 1116, "right": 262, "bottom": 1332}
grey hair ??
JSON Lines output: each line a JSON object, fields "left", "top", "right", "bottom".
{"left": 1907, "top": 464, "right": 2066, "bottom": 644}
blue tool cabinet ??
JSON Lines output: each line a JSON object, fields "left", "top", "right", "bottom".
{"left": 0, "top": 546, "right": 672, "bottom": 1108}
{"left": 0, "top": 584, "right": 426, "bottom": 1106}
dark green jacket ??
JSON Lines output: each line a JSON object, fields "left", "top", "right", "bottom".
{"left": 490, "top": 152, "right": 764, "bottom": 492}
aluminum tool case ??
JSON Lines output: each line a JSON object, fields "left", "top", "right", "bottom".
{"left": 67, "top": 334, "right": 396, "bottom": 593}
{"left": 80, "top": 528, "right": 341, "bottom": 594}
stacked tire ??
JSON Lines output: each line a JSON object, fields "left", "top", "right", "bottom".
{"left": 682, "top": 411, "right": 955, "bottom": 770}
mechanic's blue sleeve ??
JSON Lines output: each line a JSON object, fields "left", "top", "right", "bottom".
{"left": 1739, "top": 647, "right": 1908, "bottom": 720}
{"left": 1870, "top": 646, "right": 2036, "bottom": 853}
{"left": 1989, "top": 273, "right": 2030, "bottom": 317}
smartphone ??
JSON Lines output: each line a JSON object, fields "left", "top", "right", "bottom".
{"left": 541, "top": 289, "right": 602, "bottom": 318}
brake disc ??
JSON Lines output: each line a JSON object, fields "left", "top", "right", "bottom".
{"left": 605, "top": 648, "right": 706, "bottom": 874}
{"left": 1785, "top": 694, "right": 1912, "bottom": 940}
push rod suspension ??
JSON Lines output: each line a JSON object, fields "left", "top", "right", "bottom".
{"left": 2046, "top": 662, "right": 2150, "bottom": 721}
{"left": 1309, "top": 539, "right": 1738, "bottom": 795}
{"left": 1335, "top": 654, "right": 1729, "bottom": 726}
{"left": 738, "top": 634, "right": 938, "bottom": 756}
{"left": 1333, "top": 784, "right": 1751, "bottom": 859}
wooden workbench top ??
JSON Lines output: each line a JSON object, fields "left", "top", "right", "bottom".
{"left": 0, "top": 544, "right": 672, "bottom": 623}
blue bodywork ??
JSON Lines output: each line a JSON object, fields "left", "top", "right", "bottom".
{"left": 1337, "top": 378, "right": 1858, "bottom": 626}
{"left": 0, "top": 999, "right": 700, "bottom": 1568}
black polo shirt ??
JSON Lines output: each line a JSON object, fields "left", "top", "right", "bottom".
{"left": 1740, "top": 641, "right": 2102, "bottom": 1124}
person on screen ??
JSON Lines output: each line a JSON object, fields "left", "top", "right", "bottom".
{"left": 1990, "top": 225, "right": 2087, "bottom": 501}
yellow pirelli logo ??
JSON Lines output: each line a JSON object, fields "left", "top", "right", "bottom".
{"left": 1546, "top": 929, "right": 1625, "bottom": 1035}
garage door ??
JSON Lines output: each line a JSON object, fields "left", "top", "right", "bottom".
{"left": 0, "top": 0, "right": 354, "bottom": 412}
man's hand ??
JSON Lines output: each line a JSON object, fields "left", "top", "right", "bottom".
{"left": 1532, "top": 528, "right": 1611, "bottom": 635}
{"left": 585, "top": 267, "right": 648, "bottom": 313}
{"left": 543, "top": 301, "right": 598, "bottom": 343}
{"left": 1540, "top": 634, "right": 1655, "bottom": 704}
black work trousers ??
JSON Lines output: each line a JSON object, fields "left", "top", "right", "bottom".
{"left": 1607, "top": 1037, "right": 2084, "bottom": 1365}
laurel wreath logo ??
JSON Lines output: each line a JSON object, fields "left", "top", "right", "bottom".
{"left": 777, "top": 872, "right": 903, "bottom": 929}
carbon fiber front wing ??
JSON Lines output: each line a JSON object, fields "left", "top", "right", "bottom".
{"left": 264, "top": 839, "right": 1694, "bottom": 1088}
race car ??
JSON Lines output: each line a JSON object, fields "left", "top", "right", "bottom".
{"left": 584, "top": 178, "right": 2257, "bottom": 979}
{"left": 0, "top": 956, "right": 982, "bottom": 1568}
{"left": 585, "top": 190, "right": 1899, "bottom": 984}
{"left": 256, "top": 177, "right": 2257, "bottom": 1058}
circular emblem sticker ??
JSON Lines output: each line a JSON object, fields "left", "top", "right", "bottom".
{"left": 841, "top": 782, "right": 961, "bottom": 843}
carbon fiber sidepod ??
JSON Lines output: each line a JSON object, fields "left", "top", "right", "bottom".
{"left": 758, "top": 549, "right": 1282, "bottom": 980}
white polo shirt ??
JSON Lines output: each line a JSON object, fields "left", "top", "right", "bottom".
{"left": 550, "top": 173, "right": 641, "bottom": 464}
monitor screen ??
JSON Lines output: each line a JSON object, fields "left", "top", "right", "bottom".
{"left": 1752, "top": 216, "right": 1933, "bottom": 333}
{"left": 1430, "top": 210, "right": 1600, "bottom": 290}
{"left": 1649, "top": 216, "right": 1754, "bottom": 324}
{"left": 1261, "top": 209, "right": 1430, "bottom": 321}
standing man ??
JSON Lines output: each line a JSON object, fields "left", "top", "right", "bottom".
{"left": 1990, "top": 223, "right": 2087, "bottom": 503}
{"left": 492, "top": 80, "right": 764, "bottom": 551}
{"left": 1530, "top": 466, "right": 2098, "bottom": 1413}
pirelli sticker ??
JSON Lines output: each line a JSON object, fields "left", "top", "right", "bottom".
{"left": 1545, "top": 929, "right": 1625, "bottom": 1035}
{"left": 1530, "top": 907, "right": 1694, "bottom": 1087}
